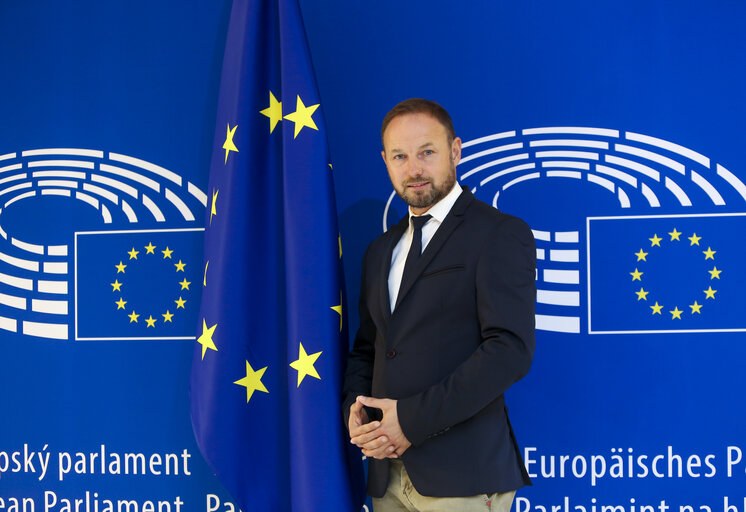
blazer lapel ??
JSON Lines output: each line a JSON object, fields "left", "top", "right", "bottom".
{"left": 381, "top": 214, "right": 409, "bottom": 321}
{"left": 394, "top": 189, "right": 473, "bottom": 310}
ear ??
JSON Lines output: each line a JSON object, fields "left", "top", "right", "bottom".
{"left": 381, "top": 150, "right": 386, "bottom": 164}
{"left": 451, "top": 137, "right": 462, "bottom": 166}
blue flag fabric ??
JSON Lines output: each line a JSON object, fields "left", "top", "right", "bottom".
{"left": 588, "top": 213, "right": 746, "bottom": 334}
{"left": 189, "top": 1, "right": 361, "bottom": 510}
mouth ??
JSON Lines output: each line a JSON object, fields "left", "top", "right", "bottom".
{"left": 406, "top": 181, "right": 430, "bottom": 191}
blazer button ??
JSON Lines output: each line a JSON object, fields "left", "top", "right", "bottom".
{"left": 386, "top": 349, "right": 397, "bottom": 359}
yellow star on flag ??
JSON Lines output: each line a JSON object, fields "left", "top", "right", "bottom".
{"left": 175, "top": 260, "right": 186, "bottom": 272}
{"left": 145, "top": 316, "right": 157, "bottom": 328}
{"left": 128, "top": 311, "right": 139, "bottom": 323}
{"left": 111, "top": 280, "right": 122, "bottom": 292}
{"left": 709, "top": 266, "right": 722, "bottom": 279}
{"left": 115, "top": 298, "right": 127, "bottom": 310}
{"left": 210, "top": 188, "right": 218, "bottom": 225}
{"left": 162, "top": 310, "right": 174, "bottom": 323}
{"left": 162, "top": 247, "right": 173, "bottom": 259}
{"left": 630, "top": 268, "right": 643, "bottom": 281}
{"left": 331, "top": 302, "right": 343, "bottom": 332}
{"left": 203, "top": 261, "right": 209, "bottom": 287}
{"left": 223, "top": 123, "right": 239, "bottom": 164}
{"left": 179, "top": 278, "right": 191, "bottom": 290}
{"left": 234, "top": 360, "right": 269, "bottom": 403}
{"left": 650, "top": 302, "right": 663, "bottom": 315}
{"left": 669, "top": 228, "right": 681, "bottom": 241}
{"left": 670, "top": 307, "right": 683, "bottom": 320}
{"left": 144, "top": 242, "right": 156, "bottom": 254}
{"left": 688, "top": 233, "right": 701, "bottom": 246}
{"left": 635, "top": 287, "right": 649, "bottom": 301}
{"left": 128, "top": 247, "right": 139, "bottom": 260}
{"left": 649, "top": 234, "right": 662, "bottom": 247}
{"left": 283, "top": 95, "right": 319, "bottom": 138}
{"left": 689, "top": 301, "right": 702, "bottom": 314}
{"left": 175, "top": 297, "right": 187, "bottom": 309}
{"left": 289, "top": 342, "right": 322, "bottom": 387}
{"left": 197, "top": 319, "right": 217, "bottom": 360}
{"left": 260, "top": 91, "right": 283, "bottom": 133}
{"left": 338, "top": 235, "right": 342, "bottom": 258}
{"left": 116, "top": 261, "right": 127, "bottom": 273}
{"left": 703, "top": 247, "right": 716, "bottom": 260}
{"left": 635, "top": 249, "right": 648, "bottom": 262}
{"left": 703, "top": 286, "right": 717, "bottom": 299}
{"left": 331, "top": 291, "right": 343, "bottom": 331}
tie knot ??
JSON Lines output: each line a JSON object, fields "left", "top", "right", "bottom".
{"left": 411, "top": 214, "right": 432, "bottom": 231}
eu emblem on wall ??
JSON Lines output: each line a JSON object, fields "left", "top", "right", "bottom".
{"left": 587, "top": 213, "right": 744, "bottom": 333}
{"left": 0, "top": 148, "right": 206, "bottom": 341}
{"left": 75, "top": 228, "right": 203, "bottom": 340}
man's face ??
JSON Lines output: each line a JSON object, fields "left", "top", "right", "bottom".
{"left": 382, "top": 113, "right": 461, "bottom": 215}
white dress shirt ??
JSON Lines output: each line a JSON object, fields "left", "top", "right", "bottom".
{"left": 388, "top": 183, "right": 463, "bottom": 311}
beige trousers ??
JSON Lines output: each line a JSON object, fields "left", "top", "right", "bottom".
{"left": 372, "top": 460, "right": 516, "bottom": 512}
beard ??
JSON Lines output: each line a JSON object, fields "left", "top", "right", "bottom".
{"left": 398, "top": 169, "right": 456, "bottom": 210}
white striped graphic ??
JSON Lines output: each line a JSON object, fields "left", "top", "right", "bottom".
{"left": 0, "top": 148, "right": 206, "bottom": 340}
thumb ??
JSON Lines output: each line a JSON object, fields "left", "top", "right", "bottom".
{"left": 359, "top": 396, "right": 387, "bottom": 409}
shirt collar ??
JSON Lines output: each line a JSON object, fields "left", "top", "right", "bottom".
{"left": 408, "top": 181, "right": 462, "bottom": 224}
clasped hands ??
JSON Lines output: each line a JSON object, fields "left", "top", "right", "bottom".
{"left": 348, "top": 396, "right": 411, "bottom": 459}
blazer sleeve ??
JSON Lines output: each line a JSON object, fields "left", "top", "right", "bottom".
{"left": 341, "top": 245, "right": 377, "bottom": 429}
{"left": 397, "top": 216, "right": 536, "bottom": 446}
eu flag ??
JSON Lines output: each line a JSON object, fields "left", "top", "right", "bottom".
{"left": 588, "top": 213, "right": 746, "bottom": 334}
{"left": 76, "top": 228, "right": 203, "bottom": 340}
{"left": 189, "top": 1, "right": 361, "bottom": 510}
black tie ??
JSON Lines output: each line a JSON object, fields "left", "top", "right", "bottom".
{"left": 400, "top": 214, "right": 432, "bottom": 291}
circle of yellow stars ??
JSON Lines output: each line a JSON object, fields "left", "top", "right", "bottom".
{"left": 111, "top": 242, "right": 191, "bottom": 328}
{"left": 630, "top": 228, "right": 721, "bottom": 320}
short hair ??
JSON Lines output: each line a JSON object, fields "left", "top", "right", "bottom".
{"left": 381, "top": 98, "right": 456, "bottom": 148}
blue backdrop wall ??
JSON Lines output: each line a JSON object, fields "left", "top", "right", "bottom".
{"left": 1, "top": 1, "right": 746, "bottom": 510}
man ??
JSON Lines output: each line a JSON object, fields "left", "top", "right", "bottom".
{"left": 343, "top": 98, "right": 536, "bottom": 511}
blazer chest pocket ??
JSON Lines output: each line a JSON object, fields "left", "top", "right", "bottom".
{"left": 420, "top": 264, "right": 465, "bottom": 279}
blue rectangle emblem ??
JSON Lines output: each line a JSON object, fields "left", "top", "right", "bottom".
{"left": 75, "top": 228, "right": 204, "bottom": 340}
{"left": 587, "top": 213, "right": 746, "bottom": 334}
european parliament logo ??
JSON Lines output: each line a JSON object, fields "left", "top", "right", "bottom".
{"left": 0, "top": 149, "right": 205, "bottom": 341}
{"left": 383, "top": 127, "right": 746, "bottom": 335}
{"left": 75, "top": 228, "right": 203, "bottom": 340}
{"left": 587, "top": 213, "right": 745, "bottom": 334}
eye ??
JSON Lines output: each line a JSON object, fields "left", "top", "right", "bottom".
{"left": 423, "top": 149, "right": 434, "bottom": 156}
{"left": 393, "top": 154, "right": 405, "bottom": 160}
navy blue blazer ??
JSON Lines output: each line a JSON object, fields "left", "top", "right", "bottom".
{"left": 343, "top": 188, "right": 536, "bottom": 498}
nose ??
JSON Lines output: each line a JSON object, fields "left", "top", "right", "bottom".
{"left": 406, "top": 156, "right": 423, "bottom": 177}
